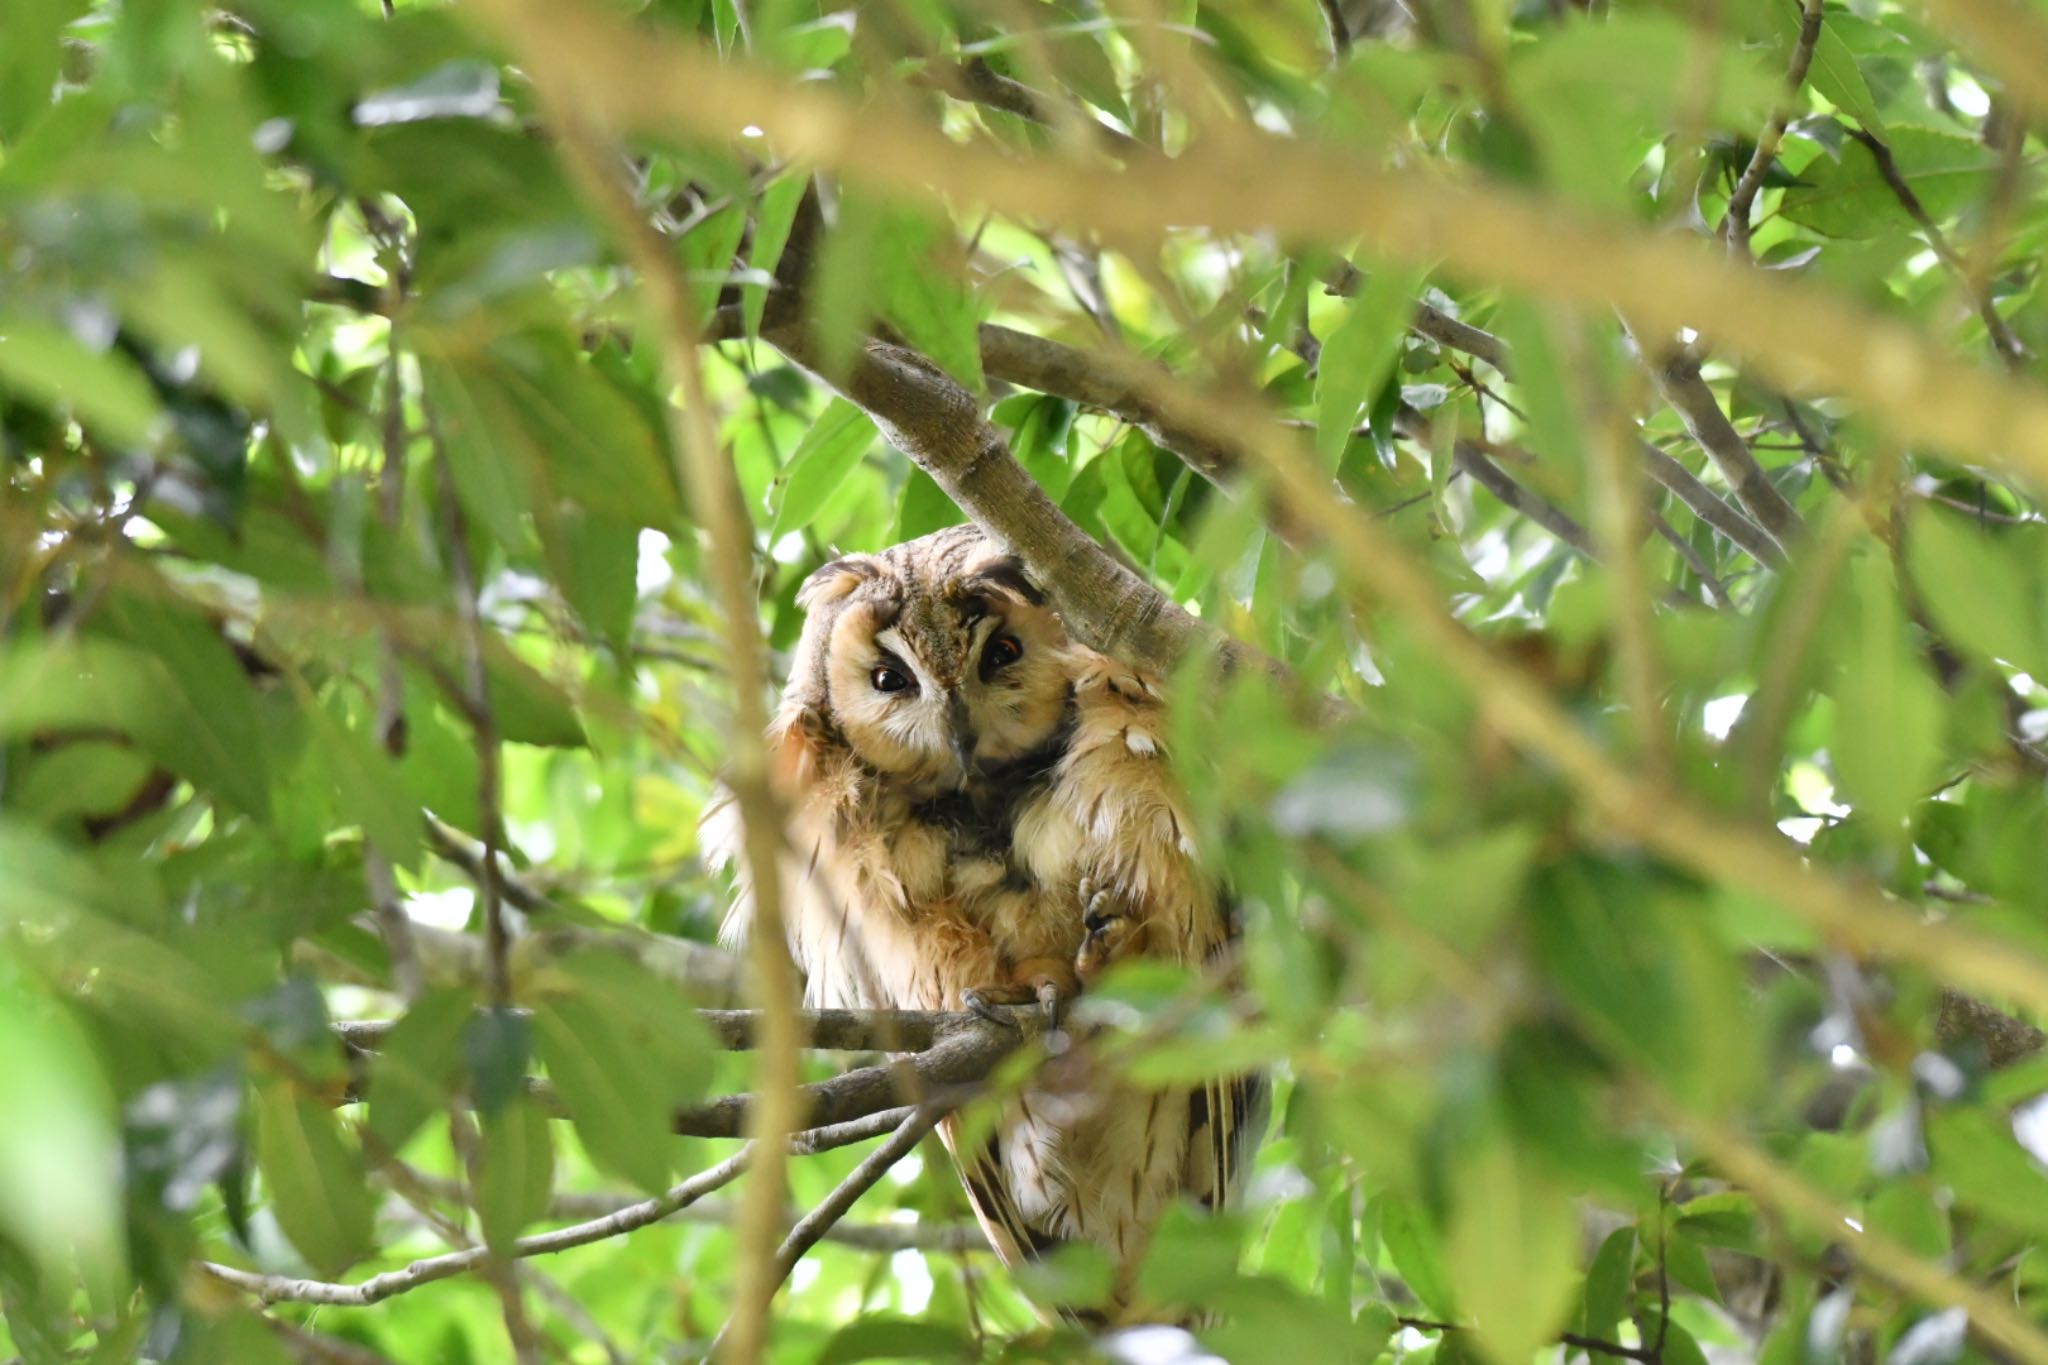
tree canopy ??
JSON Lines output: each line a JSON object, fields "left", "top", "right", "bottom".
{"left": 5, "top": 0, "right": 2048, "bottom": 1360}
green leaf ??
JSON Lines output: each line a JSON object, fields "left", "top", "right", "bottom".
{"left": 1907, "top": 509, "right": 2048, "bottom": 677}
{"left": 1579, "top": 1226, "right": 1634, "bottom": 1341}
{"left": 744, "top": 173, "right": 808, "bottom": 338}
{"left": 877, "top": 210, "right": 983, "bottom": 391}
{"left": 816, "top": 1316, "right": 977, "bottom": 1365}
{"left": 0, "top": 319, "right": 162, "bottom": 448}
{"left": 254, "top": 1085, "right": 373, "bottom": 1277}
{"left": 769, "top": 398, "right": 876, "bottom": 537}
{"left": 366, "top": 988, "right": 473, "bottom": 1157}
{"left": 1781, "top": 129, "right": 1994, "bottom": 240}
{"left": 1830, "top": 550, "right": 1942, "bottom": 833}
{"left": 98, "top": 590, "right": 272, "bottom": 821}
{"left": 1447, "top": 1136, "right": 1579, "bottom": 1365}
{"left": 534, "top": 994, "right": 675, "bottom": 1193}
{"left": 10, "top": 741, "right": 154, "bottom": 825}
{"left": 306, "top": 696, "right": 423, "bottom": 871}
{"left": 1316, "top": 264, "right": 1426, "bottom": 467}
{"left": 475, "top": 1097, "right": 554, "bottom": 1253}
{"left": 1777, "top": 1, "right": 1885, "bottom": 134}
{"left": 677, "top": 200, "right": 748, "bottom": 328}
{"left": 1926, "top": 1108, "right": 2048, "bottom": 1240}
{"left": 1378, "top": 1193, "right": 1456, "bottom": 1319}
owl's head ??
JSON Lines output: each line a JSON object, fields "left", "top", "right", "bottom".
{"left": 776, "top": 527, "right": 1072, "bottom": 789}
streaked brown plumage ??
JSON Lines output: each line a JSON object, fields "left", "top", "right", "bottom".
{"left": 704, "top": 525, "right": 1263, "bottom": 1319}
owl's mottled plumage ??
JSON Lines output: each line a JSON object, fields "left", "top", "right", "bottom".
{"left": 706, "top": 525, "right": 1264, "bottom": 1318}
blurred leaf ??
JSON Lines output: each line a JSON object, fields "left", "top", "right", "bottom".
{"left": 1907, "top": 509, "right": 2048, "bottom": 677}
{"left": 1578, "top": 1226, "right": 1634, "bottom": 1341}
{"left": 744, "top": 173, "right": 808, "bottom": 338}
{"left": 99, "top": 590, "right": 273, "bottom": 821}
{"left": 367, "top": 988, "right": 472, "bottom": 1156}
{"left": 306, "top": 695, "right": 424, "bottom": 871}
{"left": 254, "top": 1084, "right": 373, "bottom": 1277}
{"left": 1830, "top": 551, "right": 1941, "bottom": 833}
{"left": 352, "top": 59, "right": 501, "bottom": 126}
{"left": 475, "top": 1096, "right": 554, "bottom": 1253}
{"left": 1447, "top": 1135, "right": 1579, "bottom": 1365}
{"left": 816, "top": 1316, "right": 976, "bottom": 1364}
{"left": 1317, "top": 264, "right": 1425, "bottom": 467}
{"left": 1379, "top": 1193, "right": 1456, "bottom": 1319}
{"left": 0, "top": 319, "right": 162, "bottom": 447}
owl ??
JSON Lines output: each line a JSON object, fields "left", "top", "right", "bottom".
{"left": 704, "top": 524, "right": 1265, "bottom": 1320}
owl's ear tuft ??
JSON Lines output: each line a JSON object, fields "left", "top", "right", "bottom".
{"left": 964, "top": 554, "right": 1046, "bottom": 607}
{"left": 797, "top": 554, "right": 883, "bottom": 610}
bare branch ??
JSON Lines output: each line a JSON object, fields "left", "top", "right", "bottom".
{"left": 339, "top": 1009, "right": 1040, "bottom": 1138}
{"left": 395, "top": 1169, "right": 990, "bottom": 1252}
{"left": 707, "top": 1108, "right": 947, "bottom": 1358}
{"left": 1723, "top": 0, "right": 1825, "bottom": 255}
{"left": 1845, "top": 126, "right": 2032, "bottom": 368}
{"left": 202, "top": 1147, "right": 753, "bottom": 1308}
{"left": 1644, "top": 348, "right": 1805, "bottom": 552}
{"left": 766, "top": 322, "right": 1282, "bottom": 687}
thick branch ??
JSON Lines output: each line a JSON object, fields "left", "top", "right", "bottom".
{"left": 340, "top": 1009, "right": 1040, "bottom": 1138}
{"left": 766, "top": 322, "right": 1279, "bottom": 685}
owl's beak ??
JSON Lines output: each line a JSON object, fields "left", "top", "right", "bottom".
{"left": 946, "top": 688, "right": 976, "bottom": 778}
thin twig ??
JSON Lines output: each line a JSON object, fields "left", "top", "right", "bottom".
{"left": 202, "top": 1147, "right": 753, "bottom": 1308}
{"left": 703, "top": 1107, "right": 947, "bottom": 1360}
{"left": 1723, "top": 0, "right": 1825, "bottom": 255}
{"left": 1845, "top": 126, "right": 2031, "bottom": 368}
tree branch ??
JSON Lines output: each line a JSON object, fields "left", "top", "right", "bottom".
{"left": 1845, "top": 126, "right": 2031, "bottom": 369}
{"left": 340, "top": 1008, "right": 1042, "bottom": 1139}
{"left": 460, "top": 0, "right": 2048, "bottom": 498}
{"left": 1644, "top": 348, "right": 1805, "bottom": 552}
{"left": 1723, "top": 0, "right": 1825, "bottom": 256}
{"left": 707, "top": 1107, "right": 946, "bottom": 1357}
{"left": 765, "top": 322, "right": 1281, "bottom": 687}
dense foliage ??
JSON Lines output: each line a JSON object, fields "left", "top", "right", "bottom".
{"left": 6, "top": 0, "right": 2048, "bottom": 1360}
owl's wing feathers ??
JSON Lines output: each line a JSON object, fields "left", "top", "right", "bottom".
{"left": 1055, "top": 650, "right": 1271, "bottom": 1225}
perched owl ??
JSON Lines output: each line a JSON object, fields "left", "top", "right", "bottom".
{"left": 704, "top": 524, "right": 1264, "bottom": 1319}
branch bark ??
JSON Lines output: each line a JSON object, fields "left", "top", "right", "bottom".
{"left": 1644, "top": 348, "right": 1805, "bottom": 553}
{"left": 764, "top": 322, "right": 1281, "bottom": 687}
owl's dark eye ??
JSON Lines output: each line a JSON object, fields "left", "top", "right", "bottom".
{"left": 871, "top": 665, "right": 911, "bottom": 693}
{"left": 983, "top": 634, "right": 1024, "bottom": 674}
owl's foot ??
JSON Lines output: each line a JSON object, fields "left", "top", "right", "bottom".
{"left": 960, "top": 957, "right": 1079, "bottom": 1029}
{"left": 1075, "top": 878, "right": 1148, "bottom": 984}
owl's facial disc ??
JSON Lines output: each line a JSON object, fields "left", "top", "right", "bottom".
{"left": 814, "top": 551, "right": 1072, "bottom": 788}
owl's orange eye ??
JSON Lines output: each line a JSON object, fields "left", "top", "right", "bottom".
{"left": 984, "top": 635, "right": 1024, "bottom": 672}
{"left": 871, "top": 665, "right": 912, "bottom": 693}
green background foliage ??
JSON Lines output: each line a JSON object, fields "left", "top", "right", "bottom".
{"left": 4, "top": 0, "right": 2048, "bottom": 1360}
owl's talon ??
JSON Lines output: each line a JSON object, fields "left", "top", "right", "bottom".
{"left": 960, "top": 988, "right": 1022, "bottom": 1029}
{"left": 1036, "top": 978, "right": 1065, "bottom": 1029}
